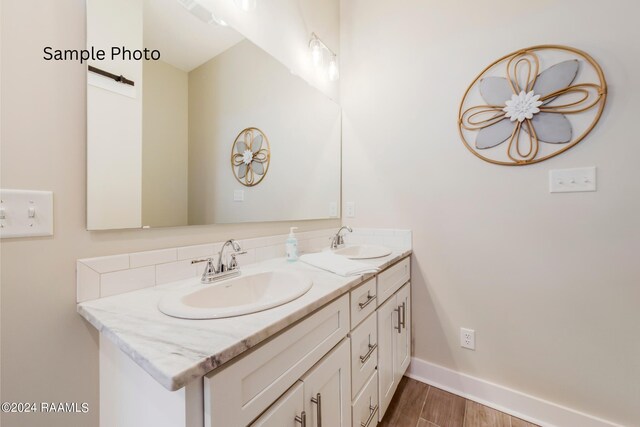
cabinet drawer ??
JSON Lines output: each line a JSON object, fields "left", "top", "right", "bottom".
{"left": 352, "top": 371, "right": 379, "bottom": 427}
{"left": 205, "top": 294, "right": 350, "bottom": 427}
{"left": 377, "top": 257, "right": 410, "bottom": 304}
{"left": 350, "top": 278, "right": 377, "bottom": 329}
{"left": 350, "top": 313, "right": 377, "bottom": 399}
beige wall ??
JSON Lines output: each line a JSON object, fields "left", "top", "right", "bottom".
{"left": 341, "top": 1, "right": 640, "bottom": 425}
{"left": 0, "top": 1, "right": 338, "bottom": 427}
{"left": 142, "top": 60, "right": 189, "bottom": 227}
{"left": 188, "top": 39, "right": 341, "bottom": 224}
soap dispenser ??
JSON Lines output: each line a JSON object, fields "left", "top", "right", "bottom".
{"left": 285, "top": 227, "right": 299, "bottom": 262}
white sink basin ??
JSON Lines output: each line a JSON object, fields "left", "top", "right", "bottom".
{"left": 158, "top": 271, "right": 312, "bottom": 319}
{"left": 333, "top": 244, "right": 392, "bottom": 259}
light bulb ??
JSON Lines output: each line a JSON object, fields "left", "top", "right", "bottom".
{"left": 240, "top": 0, "right": 257, "bottom": 11}
{"left": 309, "top": 38, "right": 323, "bottom": 66}
{"left": 328, "top": 56, "right": 339, "bottom": 81}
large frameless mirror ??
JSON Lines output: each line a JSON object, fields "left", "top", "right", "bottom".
{"left": 86, "top": 0, "right": 341, "bottom": 230}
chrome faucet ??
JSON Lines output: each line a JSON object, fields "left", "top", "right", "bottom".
{"left": 330, "top": 226, "right": 353, "bottom": 249}
{"left": 217, "top": 239, "right": 243, "bottom": 273}
{"left": 192, "top": 239, "right": 246, "bottom": 283}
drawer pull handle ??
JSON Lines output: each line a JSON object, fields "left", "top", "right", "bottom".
{"left": 358, "top": 292, "right": 376, "bottom": 309}
{"left": 295, "top": 411, "right": 306, "bottom": 427}
{"left": 399, "top": 302, "right": 406, "bottom": 330}
{"left": 361, "top": 404, "right": 379, "bottom": 427}
{"left": 311, "top": 393, "right": 322, "bottom": 427}
{"left": 394, "top": 307, "right": 402, "bottom": 333}
{"left": 359, "top": 343, "right": 378, "bottom": 363}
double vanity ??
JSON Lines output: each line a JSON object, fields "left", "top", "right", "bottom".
{"left": 80, "top": 1, "right": 410, "bottom": 426}
{"left": 77, "top": 230, "right": 412, "bottom": 427}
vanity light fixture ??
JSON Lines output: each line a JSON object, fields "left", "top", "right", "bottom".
{"left": 177, "top": 0, "right": 227, "bottom": 26}
{"left": 309, "top": 33, "right": 339, "bottom": 80}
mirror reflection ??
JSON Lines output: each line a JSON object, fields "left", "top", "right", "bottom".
{"left": 86, "top": 0, "right": 341, "bottom": 230}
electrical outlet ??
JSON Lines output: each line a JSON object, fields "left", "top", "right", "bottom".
{"left": 460, "top": 328, "right": 475, "bottom": 350}
{"left": 345, "top": 202, "right": 355, "bottom": 218}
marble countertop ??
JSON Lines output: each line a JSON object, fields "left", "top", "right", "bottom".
{"left": 77, "top": 248, "right": 412, "bottom": 391}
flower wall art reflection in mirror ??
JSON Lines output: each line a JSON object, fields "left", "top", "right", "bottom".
{"left": 458, "top": 45, "right": 607, "bottom": 165}
{"left": 231, "top": 127, "right": 271, "bottom": 186}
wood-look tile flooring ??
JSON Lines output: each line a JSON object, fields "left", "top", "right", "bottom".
{"left": 380, "top": 377, "right": 540, "bottom": 427}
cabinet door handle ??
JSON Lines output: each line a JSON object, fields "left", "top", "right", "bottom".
{"left": 359, "top": 343, "right": 378, "bottom": 364}
{"left": 394, "top": 307, "right": 402, "bottom": 333}
{"left": 311, "top": 393, "right": 322, "bottom": 427}
{"left": 295, "top": 411, "right": 306, "bottom": 427}
{"left": 358, "top": 292, "right": 376, "bottom": 309}
{"left": 360, "top": 404, "right": 379, "bottom": 427}
{"left": 399, "top": 302, "right": 406, "bottom": 330}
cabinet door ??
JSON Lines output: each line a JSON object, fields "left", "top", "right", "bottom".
{"left": 301, "top": 339, "right": 351, "bottom": 427}
{"left": 251, "top": 382, "right": 305, "bottom": 427}
{"left": 377, "top": 294, "right": 398, "bottom": 420}
{"left": 394, "top": 283, "right": 411, "bottom": 384}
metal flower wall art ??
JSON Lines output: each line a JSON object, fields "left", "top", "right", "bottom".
{"left": 458, "top": 45, "right": 607, "bottom": 165}
{"left": 231, "top": 127, "right": 271, "bottom": 186}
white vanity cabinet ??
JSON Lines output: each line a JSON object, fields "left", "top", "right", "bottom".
{"left": 212, "top": 256, "right": 411, "bottom": 427}
{"left": 93, "top": 254, "right": 411, "bottom": 427}
{"left": 375, "top": 256, "right": 411, "bottom": 421}
{"left": 349, "top": 256, "right": 412, "bottom": 427}
{"left": 377, "top": 282, "right": 411, "bottom": 420}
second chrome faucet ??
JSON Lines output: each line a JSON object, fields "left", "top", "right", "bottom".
{"left": 330, "top": 226, "right": 353, "bottom": 249}
{"left": 192, "top": 239, "right": 247, "bottom": 284}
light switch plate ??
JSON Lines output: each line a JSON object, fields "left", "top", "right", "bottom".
{"left": 0, "top": 189, "right": 53, "bottom": 238}
{"left": 549, "top": 167, "right": 596, "bottom": 193}
{"left": 233, "top": 190, "right": 244, "bottom": 202}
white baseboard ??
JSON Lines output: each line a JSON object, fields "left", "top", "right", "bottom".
{"left": 406, "top": 357, "right": 623, "bottom": 427}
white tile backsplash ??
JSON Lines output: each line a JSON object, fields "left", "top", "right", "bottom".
{"left": 156, "top": 260, "right": 199, "bottom": 285}
{"left": 177, "top": 244, "right": 216, "bottom": 261}
{"left": 79, "top": 254, "right": 129, "bottom": 274}
{"left": 255, "top": 245, "right": 283, "bottom": 262}
{"left": 308, "top": 236, "right": 332, "bottom": 253}
{"left": 76, "top": 228, "right": 411, "bottom": 302}
{"left": 77, "top": 263, "right": 100, "bottom": 303}
{"left": 101, "top": 266, "right": 156, "bottom": 298}
{"left": 130, "top": 248, "right": 177, "bottom": 268}
{"left": 345, "top": 228, "right": 412, "bottom": 249}
{"left": 234, "top": 249, "right": 255, "bottom": 266}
